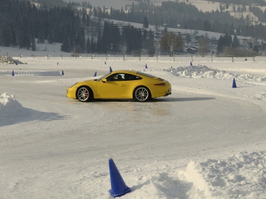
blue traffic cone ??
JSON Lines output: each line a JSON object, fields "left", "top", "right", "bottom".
{"left": 190, "top": 61, "right": 193, "bottom": 66}
{"left": 109, "top": 158, "right": 131, "bottom": 198}
{"left": 12, "top": 70, "right": 14, "bottom": 76}
{"left": 109, "top": 66, "right": 113, "bottom": 73}
{"left": 62, "top": 70, "right": 64, "bottom": 75}
{"left": 232, "top": 78, "right": 237, "bottom": 88}
{"left": 94, "top": 71, "right": 97, "bottom": 77}
{"left": 145, "top": 64, "right": 147, "bottom": 69}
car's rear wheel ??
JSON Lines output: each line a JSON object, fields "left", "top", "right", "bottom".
{"left": 76, "top": 86, "right": 93, "bottom": 102}
{"left": 133, "top": 86, "right": 150, "bottom": 102}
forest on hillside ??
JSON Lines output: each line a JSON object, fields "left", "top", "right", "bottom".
{"left": 1, "top": 0, "right": 266, "bottom": 56}
{"left": 94, "top": 1, "right": 266, "bottom": 40}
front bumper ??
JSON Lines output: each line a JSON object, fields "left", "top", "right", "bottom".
{"left": 66, "top": 87, "right": 77, "bottom": 99}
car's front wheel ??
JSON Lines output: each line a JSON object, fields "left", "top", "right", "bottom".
{"left": 133, "top": 86, "right": 150, "bottom": 102}
{"left": 76, "top": 86, "right": 93, "bottom": 102}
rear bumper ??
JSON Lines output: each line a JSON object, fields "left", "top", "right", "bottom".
{"left": 164, "top": 92, "right": 171, "bottom": 96}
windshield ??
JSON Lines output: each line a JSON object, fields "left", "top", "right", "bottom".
{"left": 97, "top": 73, "right": 111, "bottom": 81}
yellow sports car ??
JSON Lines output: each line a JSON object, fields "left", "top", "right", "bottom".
{"left": 66, "top": 70, "right": 171, "bottom": 102}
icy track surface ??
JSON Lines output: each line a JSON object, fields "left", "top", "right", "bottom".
{"left": 1, "top": 56, "right": 266, "bottom": 199}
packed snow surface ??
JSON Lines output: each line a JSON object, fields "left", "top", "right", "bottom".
{"left": 1, "top": 50, "right": 266, "bottom": 198}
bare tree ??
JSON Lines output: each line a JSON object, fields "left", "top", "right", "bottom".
{"left": 159, "top": 32, "right": 183, "bottom": 56}
{"left": 197, "top": 37, "right": 209, "bottom": 56}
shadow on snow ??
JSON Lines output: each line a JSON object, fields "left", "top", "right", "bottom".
{"left": 0, "top": 107, "right": 64, "bottom": 127}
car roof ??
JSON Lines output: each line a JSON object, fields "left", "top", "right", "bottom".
{"left": 111, "top": 70, "right": 138, "bottom": 75}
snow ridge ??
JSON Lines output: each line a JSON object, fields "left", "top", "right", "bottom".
{"left": 183, "top": 151, "right": 266, "bottom": 199}
{"left": 166, "top": 65, "right": 266, "bottom": 84}
{"left": 0, "top": 93, "right": 26, "bottom": 121}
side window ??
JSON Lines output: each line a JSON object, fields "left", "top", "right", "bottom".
{"left": 127, "top": 74, "right": 141, "bottom": 80}
{"left": 106, "top": 74, "right": 117, "bottom": 81}
{"left": 107, "top": 73, "right": 125, "bottom": 81}
{"left": 107, "top": 73, "right": 142, "bottom": 81}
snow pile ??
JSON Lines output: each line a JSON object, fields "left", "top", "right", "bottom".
{"left": 0, "top": 56, "right": 24, "bottom": 64}
{"left": 0, "top": 93, "right": 26, "bottom": 120}
{"left": 254, "top": 92, "right": 266, "bottom": 101}
{"left": 0, "top": 70, "right": 61, "bottom": 76}
{"left": 183, "top": 151, "right": 266, "bottom": 199}
{"left": 166, "top": 65, "right": 266, "bottom": 84}
{"left": 165, "top": 65, "right": 231, "bottom": 79}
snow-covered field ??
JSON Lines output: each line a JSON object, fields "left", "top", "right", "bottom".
{"left": 1, "top": 47, "right": 266, "bottom": 198}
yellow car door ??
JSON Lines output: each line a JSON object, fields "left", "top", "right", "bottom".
{"left": 96, "top": 74, "right": 127, "bottom": 98}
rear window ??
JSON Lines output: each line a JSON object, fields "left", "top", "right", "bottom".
{"left": 136, "top": 71, "right": 156, "bottom": 78}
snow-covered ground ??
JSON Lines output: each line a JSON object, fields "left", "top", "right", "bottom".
{"left": 1, "top": 47, "right": 266, "bottom": 198}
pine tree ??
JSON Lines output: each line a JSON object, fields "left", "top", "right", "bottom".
{"left": 96, "top": 29, "right": 102, "bottom": 53}
{"left": 90, "top": 38, "right": 95, "bottom": 53}
{"left": 61, "top": 37, "right": 71, "bottom": 52}
{"left": 31, "top": 36, "right": 36, "bottom": 51}
{"left": 232, "top": 34, "right": 240, "bottom": 48}
{"left": 143, "top": 16, "right": 149, "bottom": 28}
{"left": 86, "top": 37, "right": 90, "bottom": 53}
{"left": 146, "top": 30, "right": 155, "bottom": 56}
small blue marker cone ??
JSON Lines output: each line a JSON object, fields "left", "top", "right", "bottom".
{"left": 105, "top": 61, "right": 106, "bottom": 65}
{"left": 145, "top": 64, "right": 147, "bottom": 69}
{"left": 62, "top": 70, "right": 64, "bottom": 75}
{"left": 190, "top": 61, "right": 193, "bottom": 66}
{"left": 232, "top": 78, "right": 237, "bottom": 88}
{"left": 109, "top": 66, "right": 113, "bottom": 73}
{"left": 12, "top": 70, "right": 14, "bottom": 76}
{"left": 94, "top": 71, "right": 97, "bottom": 77}
{"left": 109, "top": 158, "right": 131, "bottom": 198}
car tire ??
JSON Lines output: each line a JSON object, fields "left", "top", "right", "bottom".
{"left": 133, "top": 86, "right": 150, "bottom": 102}
{"left": 76, "top": 86, "right": 93, "bottom": 102}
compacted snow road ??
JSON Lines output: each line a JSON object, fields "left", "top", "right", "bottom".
{"left": 1, "top": 69, "right": 265, "bottom": 165}
{"left": 1, "top": 56, "right": 266, "bottom": 198}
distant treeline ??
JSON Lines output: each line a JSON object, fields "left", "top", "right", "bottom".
{"left": 0, "top": 0, "right": 154, "bottom": 54}
{"left": 0, "top": 0, "right": 81, "bottom": 50}
{"left": 92, "top": 1, "right": 266, "bottom": 39}
{"left": 207, "top": 0, "right": 266, "bottom": 6}
{"left": 1, "top": 0, "right": 266, "bottom": 54}
{"left": 94, "top": 1, "right": 266, "bottom": 41}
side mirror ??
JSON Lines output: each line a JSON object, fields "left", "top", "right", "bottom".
{"left": 102, "top": 78, "right": 107, "bottom": 83}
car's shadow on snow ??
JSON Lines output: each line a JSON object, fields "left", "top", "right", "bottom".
{"left": 152, "top": 96, "right": 215, "bottom": 102}
{"left": 68, "top": 97, "right": 216, "bottom": 103}
{"left": 72, "top": 96, "right": 215, "bottom": 103}
{"left": 0, "top": 108, "right": 64, "bottom": 127}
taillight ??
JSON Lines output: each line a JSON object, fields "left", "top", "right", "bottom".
{"left": 154, "top": 83, "right": 166, "bottom": 86}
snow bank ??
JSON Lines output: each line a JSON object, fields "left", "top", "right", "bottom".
{"left": 0, "top": 93, "right": 26, "bottom": 120}
{"left": 166, "top": 65, "right": 266, "bottom": 84}
{"left": 0, "top": 70, "right": 61, "bottom": 76}
{"left": 183, "top": 151, "right": 266, "bottom": 199}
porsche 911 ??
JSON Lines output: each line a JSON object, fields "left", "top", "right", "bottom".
{"left": 66, "top": 70, "right": 171, "bottom": 102}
